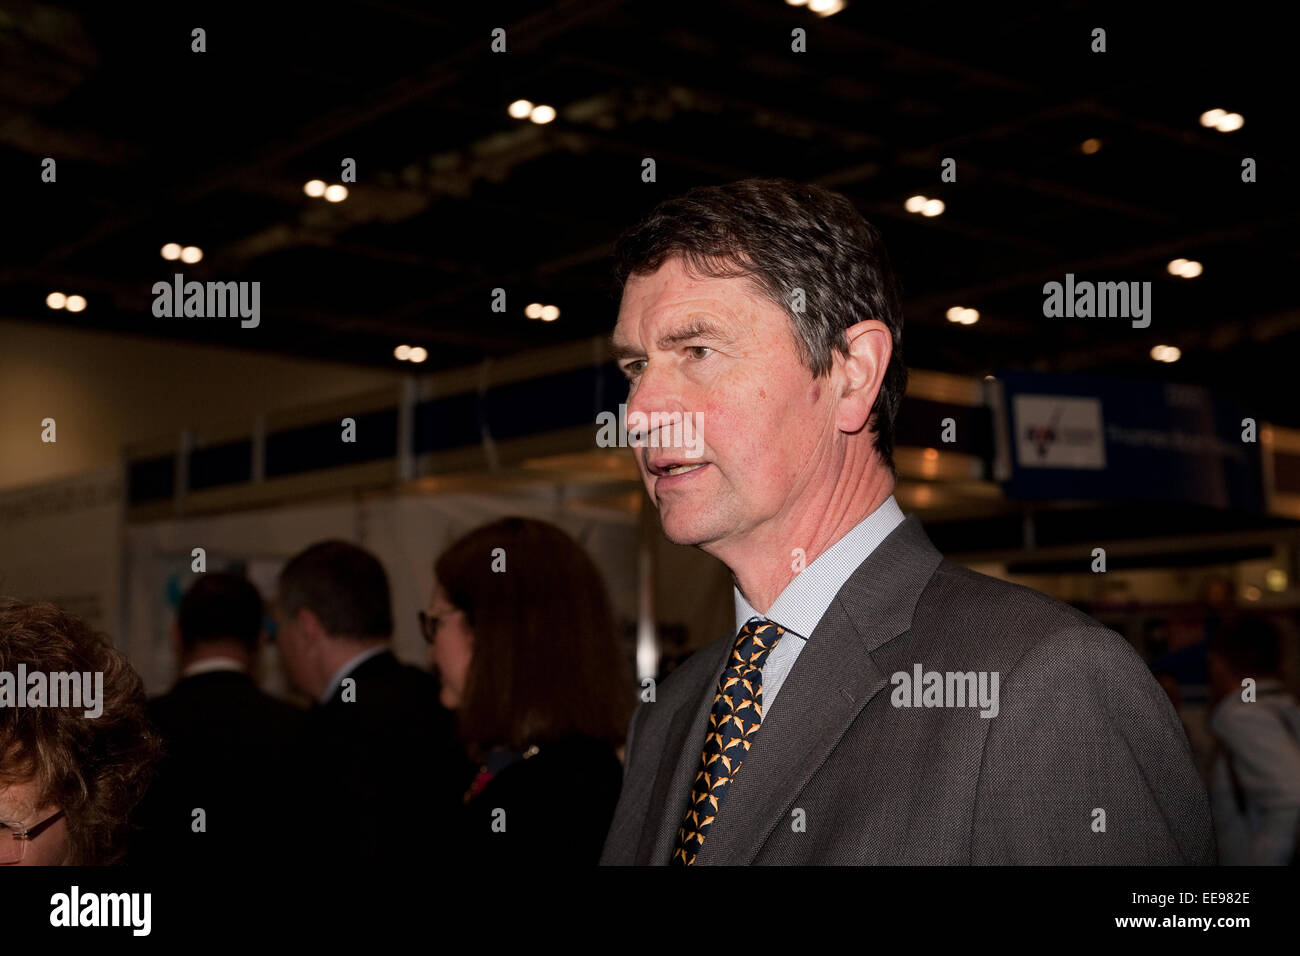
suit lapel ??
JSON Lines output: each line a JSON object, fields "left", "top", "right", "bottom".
{"left": 692, "top": 514, "right": 943, "bottom": 865}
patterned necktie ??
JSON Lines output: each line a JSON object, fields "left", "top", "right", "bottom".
{"left": 672, "top": 616, "right": 785, "bottom": 865}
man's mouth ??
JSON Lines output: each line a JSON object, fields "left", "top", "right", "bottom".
{"left": 647, "top": 458, "right": 709, "bottom": 477}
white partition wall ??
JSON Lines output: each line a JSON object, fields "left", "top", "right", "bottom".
{"left": 0, "top": 468, "right": 124, "bottom": 636}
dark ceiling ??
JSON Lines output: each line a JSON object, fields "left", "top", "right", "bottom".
{"left": 3, "top": 1, "right": 1297, "bottom": 423}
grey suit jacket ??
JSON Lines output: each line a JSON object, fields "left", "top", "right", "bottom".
{"left": 600, "top": 516, "right": 1215, "bottom": 865}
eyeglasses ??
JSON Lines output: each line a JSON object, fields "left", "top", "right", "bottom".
{"left": 0, "top": 809, "right": 65, "bottom": 864}
{"left": 418, "top": 609, "right": 462, "bottom": 644}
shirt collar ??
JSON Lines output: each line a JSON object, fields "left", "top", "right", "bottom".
{"left": 180, "top": 657, "right": 247, "bottom": 679}
{"left": 734, "top": 495, "right": 905, "bottom": 638}
{"left": 320, "top": 644, "right": 389, "bottom": 705}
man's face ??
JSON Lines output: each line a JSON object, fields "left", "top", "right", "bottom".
{"left": 612, "top": 257, "right": 834, "bottom": 552}
{"left": 273, "top": 602, "right": 311, "bottom": 696}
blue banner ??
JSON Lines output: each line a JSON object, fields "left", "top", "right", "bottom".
{"left": 999, "top": 371, "right": 1263, "bottom": 511}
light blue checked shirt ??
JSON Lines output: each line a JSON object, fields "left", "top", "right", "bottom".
{"left": 733, "top": 495, "right": 905, "bottom": 714}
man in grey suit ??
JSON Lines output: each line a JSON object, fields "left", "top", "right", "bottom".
{"left": 600, "top": 178, "right": 1214, "bottom": 865}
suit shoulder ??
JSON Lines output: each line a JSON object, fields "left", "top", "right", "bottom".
{"left": 930, "top": 560, "right": 1097, "bottom": 628}
{"left": 257, "top": 691, "right": 308, "bottom": 723}
{"left": 145, "top": 692, "right": 179, "bottom": 734}
{"left": 146, "top": 691, "right": 173, "bottom": 717}
{"left": 353, "top": 658, "right": 440, "bottom": 698}
{"left": 916, "top": 560, "right": 1138, "bottom": 671}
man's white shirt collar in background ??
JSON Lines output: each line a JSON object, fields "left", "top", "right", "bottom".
{"left": 320, "top": 644, "right": 389, "bottom": 705}
{"left": 180, "top": 657, "right": 247, "bottom": 679}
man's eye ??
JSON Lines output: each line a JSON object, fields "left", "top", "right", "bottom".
{"left": 622, "top": 361, "right": 645, "bottom": 379}
{"left": 687, "top": 346, "right": 713, "bottom": 359}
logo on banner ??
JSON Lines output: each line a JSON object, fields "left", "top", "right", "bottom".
{"left": 1013, "top": 395, "right": 1105, "bottom": 468}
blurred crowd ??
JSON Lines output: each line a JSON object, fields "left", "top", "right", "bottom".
{"left": 1, "top": 517, "right": 632, "bottom": 866}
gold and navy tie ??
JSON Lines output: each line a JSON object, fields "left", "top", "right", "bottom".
{"left": 671, "top": 616, "right": 785, "bottom": 865}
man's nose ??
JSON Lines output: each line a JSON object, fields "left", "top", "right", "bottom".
{"left": 626, "top": 362, "right": 687, "bottom": 445}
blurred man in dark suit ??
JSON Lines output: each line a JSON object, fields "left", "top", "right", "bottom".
{"left": 133, "top": 573, "right": 304, "bottom": 865}
{"left": 275, "top": 540, "right": 471, "bottom": 866}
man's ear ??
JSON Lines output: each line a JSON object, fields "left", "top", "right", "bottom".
{"left": 833, "top": 319, "right": 891, "bottom": 434}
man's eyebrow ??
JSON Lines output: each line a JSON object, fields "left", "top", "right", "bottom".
{"left": 608, "top": 318, "right": 730, "bottom": 362}
{"left": 608, "top": 335, "right": 640, "bottom": 362}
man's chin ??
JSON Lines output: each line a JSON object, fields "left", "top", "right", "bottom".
{"left": 657, "top": 510, "right": 718, "bottom": 548}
